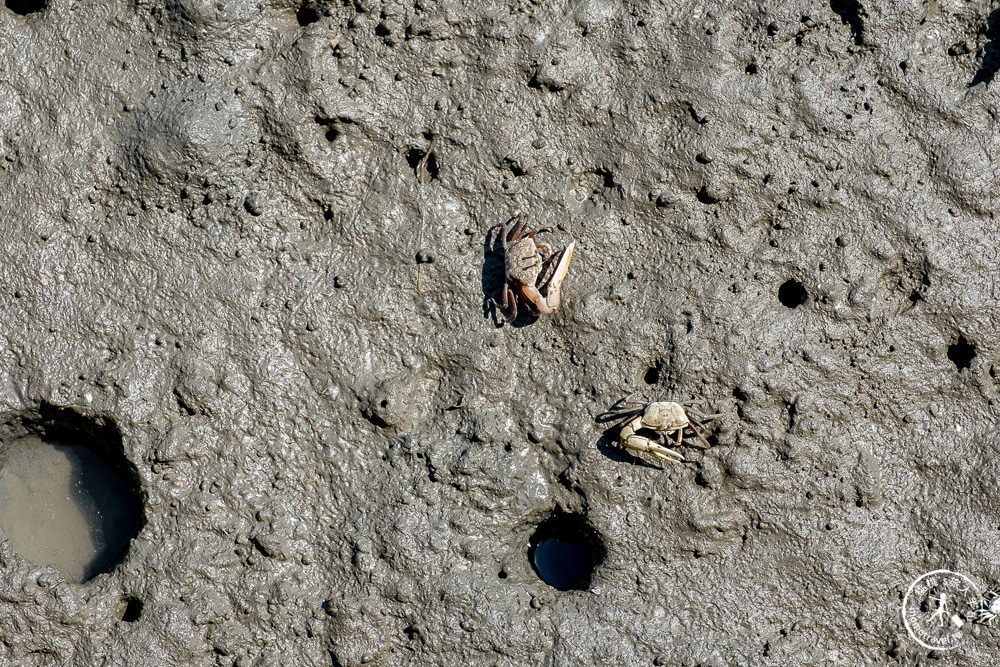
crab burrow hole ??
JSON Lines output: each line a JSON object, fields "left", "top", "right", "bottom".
{"left": 295, "top": 1, "right": 320, "bottom": 26}
{"left": 4, "top": 0, "right": 46, "bottom": 16}
{"left": 528, "top": 512, "right": 605, "bottom": 591}
{"left": 0, "top": 404, "right": 144, "bottom": 583}
{"left": 777, "top": 278, "right": 808, "bottom": 308}
{"left": 121, "top": 596, "right": 144, "bottom": 622}
{"left": 948, "top": 335, "right": 976, "bottom": 371}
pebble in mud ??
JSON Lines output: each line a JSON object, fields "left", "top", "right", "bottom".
{"left": 244, "top": 193, "right": 264, "bottom": 216}
{"left": 698, "top": 178, "right": 731, "bottom": 204}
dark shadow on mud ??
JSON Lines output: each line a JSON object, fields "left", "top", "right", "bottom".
{"left": 829, "top": 0, "right": 865, "bottom": 46}
{"left": 594, "top": 399, "right": 663, "bottom": 470}
{"left": 971, "top": 10, "right": 1000, "bottom": 87}
{"left": 481, "top": 223, "right": 539, "bottom": 328}
{"left": 64, "top": 443, "right": 142, "bottom": 582}
{"left": 594, "top": 422, "right": 665, "bottom": 470}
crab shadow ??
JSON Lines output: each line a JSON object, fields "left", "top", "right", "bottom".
{"left": 481, "top": 225, "right": 539, "bottom": 328}
{"left": 594, "top": 401, "right": 665, "bottom": 470}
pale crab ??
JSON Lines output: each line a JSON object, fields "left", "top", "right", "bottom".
{"left": 971, "top": 590, "right": 1000, "bottom": 625}
{"left": 491, "top": 215, "right": 575, "bottom": 323}
{"left": 606, "top": 399, "right": 718, "bottom": 463}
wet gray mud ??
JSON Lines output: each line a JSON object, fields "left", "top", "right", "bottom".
{"left": 2, "top": 0, "right": 1000, "bottom": 665}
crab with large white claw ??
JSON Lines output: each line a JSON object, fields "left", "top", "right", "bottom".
{"left": 491, "top": 215, "right": 575, "bottom": 323}
{"left": 972, "top": 590, "right": 1000, "bottom": 625}
{"left": 617, "top": 401, "right": 719, "bottom": 463}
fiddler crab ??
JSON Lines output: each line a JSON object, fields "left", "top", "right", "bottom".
{"left": 971, "top": 590, "right": 1000, "bottom": 625}
{"left": 491, "top": 215, "right": 575, "bottom": 323}
{"left": 609, "top": 399, "right": 719, "bottom": 463}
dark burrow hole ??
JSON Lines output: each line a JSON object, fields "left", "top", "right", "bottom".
{"left": 0, "top": 404, "right": 144, "bottom": 583}
{"left": 829, "top": 0, "right": 865, "bottom": 45}
{"left": 315, "top": 116, "right": 353, "bottom": 143}
{"left": 643, "top": 364, "right": 660, "bottom": 385}
{"left": 596, "top": 167, "right": 615, "bottom": 190}
{"left": 528, "top": 512, "right": 605, "bottom": 591}
{"left": 695, "top": 186, "right": 718, "bottom": 205}
{"left": 948, "top": 336, "right": 976, "bottom": 370}
{"left": 4, "top": 0, "right": 45, "bottom": 15}
{"left": 777, "top": 279, "right": 808, "bottom": 308}
{"left": 295, "top": 0, "right": 320, "bottom": 26}
{"left": 121, "top": 596, "right": 143, "bottom": 622}
{"left": 406, "top": 147, "right": 438, "bottom": 182}
{"left": 503, "top": 157, "right": 526, "bottom": 177}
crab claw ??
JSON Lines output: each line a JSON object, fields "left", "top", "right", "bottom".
{"left": 548, "top": 241, "right": 574, "bottom": 290}
{"left": 517, "top": 242, "right": 575, "bottom": 315}
{"left": 622, "top": 435, "right": 686, "bottom": 463}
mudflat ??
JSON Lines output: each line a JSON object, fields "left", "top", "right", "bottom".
{"left": 1, "top": 1, "right": 998, "bottom": 664}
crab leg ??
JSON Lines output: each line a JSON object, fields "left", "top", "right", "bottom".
{"left": 504, "top": 284, "right": 518, "bottom": 322}
{"left": 490, "top": 218, "right": 513, "bottom": 248}
{"left": 685, "top": 405, "right": 722, "bottom": 420}
{"left": 491, "top": 283, "right": 519, "bottom": 323}
{"left": 526, "top": 225, "right": 553, "bottom": 239}
{"left": 685, "top": 417, "right": 712, "bottom": 449}
{"left": 504, "top": 217, "right": 528, "bottom": 246}
{"left": 516, "top": 242, "right": 575, "bottom": 315}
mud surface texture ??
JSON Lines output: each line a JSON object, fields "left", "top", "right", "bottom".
{"left": 2, "top": 0, "right": 1000, "bottom": 665}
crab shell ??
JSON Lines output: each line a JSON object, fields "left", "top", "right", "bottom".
{"left": 641, "top": 402, "right": 690, "bottom": 432}
{"left": 504, "top": 236, "right": 546, "bottom": 286}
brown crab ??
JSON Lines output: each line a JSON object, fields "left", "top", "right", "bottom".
{"left": 492, "top": 216, "right": 575, "bottom": 323}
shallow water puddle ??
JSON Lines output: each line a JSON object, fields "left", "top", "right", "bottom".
{"left": 528, "top": 512, "right": 605, "bottom": 591}
{"left": 0, "top": 436, "right": 139, "bottom": 583}
{"left": 532, "top": 537, "right": 590, "bottom": 590}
